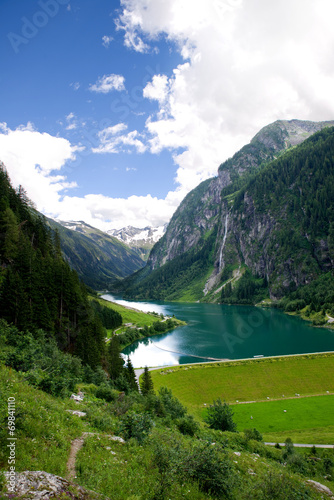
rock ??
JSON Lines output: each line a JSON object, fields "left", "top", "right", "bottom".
{"left": 65, "top": 410, "right": 86, "bottom": 417}
{"left": 4, "top": 470, "right": 107, "bottom": 499}
{"left": 70, "top": 393, "right": 84, "bottom": 402}
{"left": 307, "top": 480, "right": 333, "bottom": 496}
{"left": 109, "top": 436, "right": 125, "bottom": 443}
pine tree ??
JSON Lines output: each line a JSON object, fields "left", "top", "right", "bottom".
{"left": 2, "top": 207, "right": 19, "bottom": 261}
{"left": 126, "top": 356, "right": 138, "bottom": 392}
{"left": 140, "top": 366, "right": 154, "bottom": 395}
{"left": 108, "top": 335, "right": 124, "bottom": 380}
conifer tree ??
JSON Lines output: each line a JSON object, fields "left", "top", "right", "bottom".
{"left": 126, "top": 356, "right": 138, "bottom": 392}
{"left": 140, "top": 366, "right": 154, "bottom": 395}
{"left": 108, "top": 335, "right": 124, "bottom": 380}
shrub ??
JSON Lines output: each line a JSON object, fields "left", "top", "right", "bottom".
{"left": 158, "top": 387, "right": 187, "bottom": 420}
{"left": 176, "top": 415, "right": 199, "bottom": 436}
{"left": 244, "top": 428, "right": 263, "bottom": 442}
{"left": 286, "top": 453, "right": 308, "bottom": 474}
{"left": 284, "top": 299, "right": 306, "bottom": 312}
{"left": 204, "top": 398, "right": 237, "bottom": 432}
{"left": 119, "top": 412, "right": 153, "bottom": 443}
{"left": 282, "top": 437, "right": 294, "bottom": 460}
{"left": 95, "top": 384, "right": 118, "bottom": 402}
{"left": 251, "top": 471, "right": 311, "bottom": 499}
{"left": 182, "top": 442, "right": 236, "bottom": 498}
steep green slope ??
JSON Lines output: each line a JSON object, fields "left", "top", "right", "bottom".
{"left": 47, "top": 219, "right": 145, "bottom": 289}
{"left": 121, "top": 123, "right": 334, "bottom": 303}
{"left": 0, "top": 163, "right": 105, "bottom": 367}
{"left": 1, "top": 362, "right": 331, "bottom": 499}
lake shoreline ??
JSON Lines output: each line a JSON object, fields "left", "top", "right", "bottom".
{"left": 103, "top": 293, "right": 334, "bottom": 368}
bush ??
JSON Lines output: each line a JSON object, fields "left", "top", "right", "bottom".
{"left": 95, "top": 384, "right": 118, "bottom": 402}
{"left": 204, "top": 398, "right": 237, "bottom": 432}
{"left": 119, "top": 412, "right": 153, "bottom": 443}
{"left": 286, "top": 453, "right": 308, "bottom": 474}
{"left": 183, "top": 442, "right": 236, "bottom": 498}
{"left": 158, "top": 387, "right": 187, "bottom": 419}
{"left": 176, "top": 415, "right": 199, "bottom": 436}
{"left": 244, "top": 428, "right": 263, "bottom": 442}
{"left": 250, "top": 471, "right": 312, "bottom": 499}
{"left": 282, "top": 437, "right": 294, "bottom": 460}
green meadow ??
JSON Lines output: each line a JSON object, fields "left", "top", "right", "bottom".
{"left": 95, "top": 296, "right": 160, "bottom": 329}
{"left": 150, "top": 353, "right": 334, "bottom": 443}
{"left": 231, "top": 395, "right": 334, "bottom": 444}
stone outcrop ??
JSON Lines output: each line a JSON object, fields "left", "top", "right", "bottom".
{"left": 4, "top": 471, "right": 108, "bottom": 499}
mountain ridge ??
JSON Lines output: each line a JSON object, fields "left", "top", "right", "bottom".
{"left": 119, "top": 119, "right": 334, "bottom": 303}
{"left": 47, "top": 218, "right": 145, "bottom": 289}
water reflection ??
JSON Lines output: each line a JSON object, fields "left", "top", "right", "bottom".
{"left": 102, "top": 294, "right": 334, "bottom": 368}
{"left": 101, "top": 294, "right": 167, "bottom": 315}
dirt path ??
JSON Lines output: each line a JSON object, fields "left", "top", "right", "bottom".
{"left": 67, "top": 432, "right": 125, "bottom": 479}
{"left": 66, "top": 432, "right": 95, "bottom": 479}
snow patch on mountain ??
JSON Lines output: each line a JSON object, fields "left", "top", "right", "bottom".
{"left": 107, "top": 224, "right": 167, "bottom": 247}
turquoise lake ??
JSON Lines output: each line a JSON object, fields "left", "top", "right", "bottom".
{"left": 102, "top": 294, "right": 334, "bottom": 368}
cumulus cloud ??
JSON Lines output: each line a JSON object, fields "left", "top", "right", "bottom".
{"left": 54, "top": 190, "right": 182, "bottom": 230}
{"left": 143, "top": 74, "right": 169, "bottom": 104}
{"left": 0, "top": 123, "right": 78, "bottom": 212}
{"left": 89, "top": 74, "right": 125, "bottom": 93}
{"left": 0, "top": 123, "right": 179, "bottom": 230}
{"left": 117, "top": 0, "right": 334, "bottom": 192}
{"left": 92, "top": 123, "right": 147, "bottom": 154}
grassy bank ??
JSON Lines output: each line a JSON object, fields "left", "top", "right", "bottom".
{"left": 150, "top": 353, "right": 334, "bottom": 443}
{"left": 150, "top": 354, "right": 334, "bottom": 410}
{"left": 94, "top": 296, "right": 186, "bottom": 349}
{"left": 1, "top": 362, "right": 332, "bottom": 499}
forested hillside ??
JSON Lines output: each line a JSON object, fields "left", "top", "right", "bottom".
{"left": 47, "top": 218, "right": 145, "bottom": 289}
{"left": 0, "top": 163, "right": 105, "bottom": 367}
{"left": 120, "top": 124, "right": 334, "bottom": 305}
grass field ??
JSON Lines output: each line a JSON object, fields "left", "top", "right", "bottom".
{"left": 150, "top": 353, "right": 334, "bottom": 443}
{"left": 230, "top": 396, "right": 334, "bottom": 444}
{"left": 96, "top": 296, "right": 161, "bottom": 329}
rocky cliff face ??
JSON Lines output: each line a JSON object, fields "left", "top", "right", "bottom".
{"left": 149, "top": 119, "right": 334, "bottom": 273}
{"left": 129, "top": 120, "right": 334, "bottom": 302}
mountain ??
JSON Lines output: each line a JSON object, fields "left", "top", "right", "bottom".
{"left": 107, "top": 224, "right": 167, "bottom": 261}
{"left": 48, "top": 219, "right": 145, "bottom": 289}
{"left": 120, "top": 120, "right": 334, "bottom": 303}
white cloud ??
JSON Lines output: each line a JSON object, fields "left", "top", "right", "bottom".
{"left": 115, "top": 9, "right": 150, "bottom": 53}
{"left": 102, "top": 35, "right": 114, "bottom": 47}
{"left": 0, "top": 123, "right": 77, "bottom": 212}
{"left": 117, "top": 0, "right": 334, "bottom": 193}
{"left": 65, "top": 112, "right": 77, "bottom": 130}
{"left": 54, "top": 189, "right": 185, "bottom": 230}
{"left": 143, "top": 74, "right": 169, "bottom": 104}
{"left": 0, "top": 123, "right": 179, "bottom": 230}
{"left": 92, "top": 124, "right": 147, "bottom": 154}
{"left": 89, "top": 74, "right": 125, "bottom": 94}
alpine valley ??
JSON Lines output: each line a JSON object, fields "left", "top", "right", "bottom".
{"left": 46, "top": 218, "right": 146, "bottom": 289}
{"left": 1, "top": 119, "right": 334, "bottom": 500}
{"left": 119, "top": 119, "right": 334, "bottom": 317}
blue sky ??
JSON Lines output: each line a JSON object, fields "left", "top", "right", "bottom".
{"left": 1, "top": 0, "right": 334, "bottom": 229}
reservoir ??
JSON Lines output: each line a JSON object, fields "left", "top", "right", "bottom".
{"left": 102, "top": 294, "right": 334, "bottom": 368}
